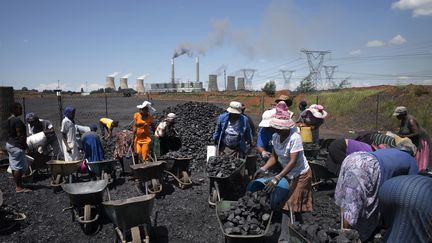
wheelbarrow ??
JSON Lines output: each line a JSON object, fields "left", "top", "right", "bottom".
{"left": 61, "top": 179, "right": 108, "bottom": 234}
{"left": 103, "top": 194, "right": 155, "bottom": 243}
{"left": 216, "top": 200, "right": 273, "bottom": 243}
{"left": 163, "top": 157, "right": 193, "bottom": 189}
{"left": 86, "top": 159, "right": 118, "bottom": 183}
{"left": 46, "top": 160, "right": 81, "bottom": 187}
{"left": 303, "top": 143, "right": 321, "bottom": 160}
{"left": 0, "top": 195, "right": 27, "bottom": 234}
{"left": 130, "top": 161, "right": 166, "bottom": 194}
{"left": 208, "top": 158, "right": 247, "bottom": 206}
{"left": 308, "top": 160, "right": 337, "bottom": 190}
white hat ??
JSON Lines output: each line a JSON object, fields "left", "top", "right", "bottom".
{"left": 227, "top": 101, "right": 242, "bottom": 114}
{"left": 258, "top": 109, "right": 276, "bottom": 127}
{"left": 137, "top": 101, "right": 156, "bottom": 112}
{"left": 167, "top": 113, "right": 176, "bottom": 119}
{"left": 393, "top": 106, "right": 407, "bottom": 116}
{"left": 307, "top": 104, "right": 328, "bottom": 119}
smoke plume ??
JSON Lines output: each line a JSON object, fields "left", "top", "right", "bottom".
{"left": 107, "top": 72, "right": 119, "bottom": 78}
{"left": 121, "top": 73, "right": 132, "bottom": 79}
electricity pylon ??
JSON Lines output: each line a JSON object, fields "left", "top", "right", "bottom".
{"left": 280, "top": 70, "right": 295, "bottom": 90}
{"left": 301, "top": 49, "right": 330, "bottom": 90}
{"left": 241, "top": 69, "right": 256, "bottom": 90}
{"left": 323, "top": 65, "right": 337, "bottom": 90}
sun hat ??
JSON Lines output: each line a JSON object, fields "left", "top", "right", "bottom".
{"left": 258, "top": 109, "right": 276, "bottom": 128}
{"left": 396, "top": 137, "right": 417, "bottom": 156}
{"left": 167, "top": 113, "right": 176, "bottom": 120}
{"left": 275, "top": 95, "right": 293, "bottom": 107}
{"left": 393, "top": 106, "right": 407, "bottom": 116}
{"left": 270, "top": 101, "right": 296, "bottom": 130}
{"left": 137, "top": 101, "right": 156, "bottom": 112}
{"left": 307, "top": 104, "right": 328, "bottom": 119}
{"left": 227, "top": 101, "right": 242, "bottom": 114}
{"left": 26, "top": 112, "right": 38, "bottom": 122}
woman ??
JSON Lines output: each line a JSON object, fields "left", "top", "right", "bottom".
{"left": 256, "top": 109, "right": 276, "bottom": 160}
{"left": 61, "top": 106, "right": 79, "bottom": 161}
{"left": 393, "top": 106, "right": 431, "bottom": 170}
{"left": 99, "top": 117, "right": 119, "bottom": 139}
{"left": 255, "top": 101, "right": 313, "bottom": 242}
{"left": 154, "top": 113, "right": 180, "bottom": 157}
{"left": 133, "top": 101, "right": 155, "bottom": 161}
{"left": 213, "top": 101, "right": 252, "bottom": 158}
{"left": 378, "top": 175, "right": 432, "bottom": 242}
{"left": 299, "top": 104, "right": 328, "bottom": 144}
{"left": 335, "top": 145, "right": 418, "bottom": 241}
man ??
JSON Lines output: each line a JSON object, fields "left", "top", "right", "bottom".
{"left": 6, "top": 102, "right": 31, "bottom": 193}
{"left": 26, "top": 112, "right": 60, "bottom": 158}
{"left": 99, "top": 118, "right": 119, "bottom": 139}
{"left": 213, "top": 101, "right": 253, "bottom": 158}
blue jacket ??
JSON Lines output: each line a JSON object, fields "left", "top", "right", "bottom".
{"left": 213, "top": 112, "right": 252, "bottom": 157}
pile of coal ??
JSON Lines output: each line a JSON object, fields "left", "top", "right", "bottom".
{"left": 206, "top": 155, "right": 243, "bottom": 177}
{"left": 155, "top": 102, "right": 224, "bottom": 172}
{"left": 101, "top": 137, "right": 116, "bottom": 160}
{"left": 219, "top": 191, "right": 271, "bottom": 235}
{"left": 159, "top": 151, "right": 193, "bottom": 160}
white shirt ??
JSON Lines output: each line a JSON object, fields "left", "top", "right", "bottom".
{"left": 272, "top": 129, "right": 309, "bottom": 179}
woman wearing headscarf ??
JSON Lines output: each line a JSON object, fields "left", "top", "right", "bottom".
{"left": 378, "top": 175, "right": 432, "bottom": 242}
{"left": 133, "top": 101, "right": 155, "bottom": 161}
{"left": 154, "top": 113, "right": 180, "bottom": 157}
{"left": 393, "top": 106, "right": 431, "bottom": 170}
{"left": 255, "top": 101, "right": 313, "bottom": 242}
{"left": 335, "top": 143, "right": 418, "bottom": 241}
{"left": 299, "top": 104, "right": 328, "bottom": 144}
{"left": 61, "top": 105, "right": 79, "bottom": 161}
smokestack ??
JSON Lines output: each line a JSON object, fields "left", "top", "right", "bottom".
{"left": 120, "top": 78, "right": 128, "bottom": 89}
{"left": 106, "top": 76, "right": 116, "bottom": 90}
{"left": 196, "top": 57, "right": 199, "bottom": 82}
{"left": 227, "top": 76, "right": 236, "bottom": 91}
{"left": 208, "top": 74, "right": 218, "bottom": 92}
{"left": 171, "top": 58, "right": 175, "bottom": 84}
{"left": 237, "top": 77, "right": 245, "bottom": 90}
{"left": 136, "top": 78, "right": 145, "bottom": 93}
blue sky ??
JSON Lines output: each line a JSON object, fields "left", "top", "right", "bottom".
{"left": 1, "top": 0, "right": 431, "bottom": 91}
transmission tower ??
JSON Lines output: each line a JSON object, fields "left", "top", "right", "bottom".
{"left": 241, "top": 69, "right": 256, "bottom": 90}
{"left": 280, "top": 70, "right": 295, "bottom": 90}
{"left": 323, "top": 65, "right": 337, "bottom": 90}
{"left": 301, "top": 49, "right": 330, "bottom": 90}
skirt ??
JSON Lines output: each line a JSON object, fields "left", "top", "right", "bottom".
{"left": 283, "top": 168, "right": 313, "bottom": 212}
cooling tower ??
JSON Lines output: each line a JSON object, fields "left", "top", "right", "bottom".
{"left": 227, "top": 76, "right": 236, "bottom": 91}
{"left": 106, "top": 76, "right": 116, "bottom": 90}
{"left": 208, "top": 74, "right": 219, "bottom": 92}
{"left": 120, "top": 78, "right": 128, "bottom": 89}
{"left": 237, "top": 77, "right": 245, "bottom": 90}
{"left": 136, "top": 78, "right": 145, "bottom": 93}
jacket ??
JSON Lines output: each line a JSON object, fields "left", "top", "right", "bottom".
{"left": 213, "top": 112, "right": 252, "bottom": 157}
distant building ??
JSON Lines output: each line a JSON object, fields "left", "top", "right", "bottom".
{"left": 149, "top": 82, "right": 204, "bottom": 93}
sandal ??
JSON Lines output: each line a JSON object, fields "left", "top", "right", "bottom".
{"left": 16, "top": 188, "right": 32, "bottom": 193}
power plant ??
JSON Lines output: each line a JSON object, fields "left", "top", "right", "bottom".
{"left": 120, "top": 78, "right": 128, "bottom": 89}
{"left": 106, "top": 76, "right": 116, "bottom": 90}
{"left": 237, "top": 77, "right": 245, "bottom": 90}
{"left": 226, "top": 76, "right": 236, "bottom": 91}
{"left": 135, "top": 78, "right": 145, "bottom": 93}
{"left": 208, "top": 74, "right": 219, "bottom": 92}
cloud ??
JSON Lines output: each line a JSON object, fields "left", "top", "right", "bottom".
{"left": 389, "top": 34, "right": 407, "bottom": 45}
{"left": 422, "top": 79, "right": 432, "bottom": 84}
{"left": 36, "top": 82, "right": 69, "bottom": 91}
{"left": 367, "top": 40, "right": 386, "bottom": 47}
{"left": 392, "top": 0, "right": 432, "bottom": 16}
{"left": 349, "top": 49, "right": 362, "bottom": 55}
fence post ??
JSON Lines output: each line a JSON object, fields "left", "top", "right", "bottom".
{"left": 22, "top": 97, "right": 26, "bottom": 127}
{"left": 260, "top": 96, "right": 264, "bottom": 114}
{"left": 57, "top": 91, "right": 62, "bottom": 125}
{"left": 316, "top": 95, "right": 319, "bottom": 104}
{"left": 105, "top": 94, "right": 108, "bottom": 118}
{"left": 375, "top": 93, "right": 380, "bottom": 130}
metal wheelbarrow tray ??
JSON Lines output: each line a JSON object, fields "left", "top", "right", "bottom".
{"left": 207, "top": 158, "right": 247, "bottom": 206}
{"left": 86, "top": 159, "right": 117, "bottom": 182}
{"left": 163, "top": 157, "right": 193, "bottom": 189}
{"left": 130, "top": 161, "right": 166, "bottom": 194}
{"left": 103, "top": 194, "right": 155, "bottom": 243}
{"left": 216, "top": 200, "right": 273, "bottom": 242}
{"left": 61, "top": 179, "right": 108, "bottom": 234}
{"left": 46, "top": 160, "right": 81, "bottom": 186}
{"left": 308, "top": 160, "right": 337, "bottom": 189}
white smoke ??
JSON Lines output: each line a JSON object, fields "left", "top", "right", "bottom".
{"left": 137, "top": 74, "right": 148, "bottom": 80}
{"left": 107, "top": 72, "right": 119, "bottom": 78}
{"left": 121, "top": 73, "right": 132, "bottom": 79}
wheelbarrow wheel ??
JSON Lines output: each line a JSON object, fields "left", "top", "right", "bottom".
{"left": 211, "top": 188, "right": 218, "bottom": 203}
{"left": 54, "top": 174, "right": 62, "bottom": 185}
{"left": 151, "top": 179, "right": 161, "bottom": 193}
{"left": 180, "top": 171, "right": 190, "bottom": 184}
{"left": 131, "top": 226, "right": 141, "bottom": 243}
{"left": 83, "top": 204, "right": 92, "bottom": 234}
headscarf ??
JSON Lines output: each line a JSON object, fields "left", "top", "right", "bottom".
{"left": 64, "top": 105, "right": 76, "bottom": 122}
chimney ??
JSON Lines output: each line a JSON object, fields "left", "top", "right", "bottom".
{"left": 196, "top": 56, "right": 199, "bottom": 82}
{"left": 171, "top": 58, "right": 175, "bottom": 84}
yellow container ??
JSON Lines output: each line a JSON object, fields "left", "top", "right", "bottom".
{"left": 300, "top": 127, "right": 313, "bottom": 143}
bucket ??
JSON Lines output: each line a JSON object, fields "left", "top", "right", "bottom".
{"left": 27, "top": 132, "right": 47, "bottom": 151}
{"left": 206, "top": 145, "right": 217, "bottom": 162}
{"left": 247, "top": 177, "right": 290, "bottom": 210}
{"left": 300, "top": 127, "right": 312, "bottom": 143}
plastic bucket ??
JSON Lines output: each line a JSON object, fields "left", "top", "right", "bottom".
{"left": 27, "top": 132, "right": 47, "bottom": 150}
{"left": 300, "top": 127, "right": 312, "bottom": 143}
{"left": 247, "top": 177, "right": 290, "bottom": 210}
{"left": 206, "top": 145, "right": 216, "bottom": 162}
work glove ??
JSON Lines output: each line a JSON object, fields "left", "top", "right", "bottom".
{"left": 253, "top": 167, "right": 267, "bottom": 179}
{"left": 264, "top": 177, "right": 280, "bottom": 194}
{"left": 261, "top": 151, "right": 271, "bottom": 159}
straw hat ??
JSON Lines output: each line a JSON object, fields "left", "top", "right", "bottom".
{"left": 227, "top": 101, "right": 242, "bottom": 114}
{"left": 270, "top": 101, "right": 296, "bottom": 130}
{"left": 307, "top": 104, "right": 328, "bottom": 119}
{"left": 275, "top": 95, "right": 293, "bottom": 107}
{"left": 258, "top": 109, "right": 276, "bottom": 128}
